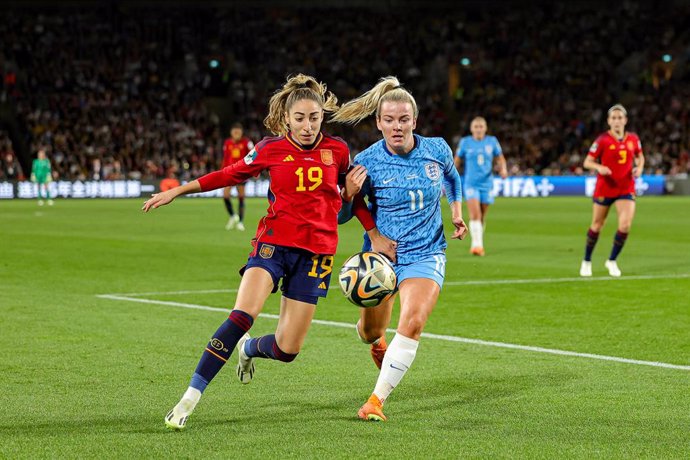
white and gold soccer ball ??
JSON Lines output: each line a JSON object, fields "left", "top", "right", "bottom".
{"left": 338, "top": 252, "right": 397, "bottom": 308}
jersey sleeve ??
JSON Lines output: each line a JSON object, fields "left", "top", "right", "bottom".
{"left": 492, "top": 136, "right": 503, "bottom": 157}
{"left": 455, "top": 137, "right": 466, "bottom": 158}
{"left": 198, "top": 142, "right": 268, "bottom": 191}
{"left": 634, "top": 134, "right": 644, "bottom": 156}
{"left": 588, "top": 135, "right": 604, "bottom": 159}
{"left": 441, "top": 140, "right": 463, "bottom": 203}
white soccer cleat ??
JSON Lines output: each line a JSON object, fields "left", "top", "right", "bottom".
{"left": 236, "top": 333, "right": 254, "bottom": 384}
{"left": 605, "top": 260, "right": 621, "bottom": 277}
{"left": 225, "top": 215, "right": 237, "bottom": 230}
{"left": 236, "top": 221, "right": 245, "bottom": 231}
{"left": 580, "top": 260, "right": 592, "bottom": 277}
{"left": 47, "top": 199, "right": 54, "bottom": 206}
{"left": 164, "top": 397, "right": 197, "bottom": 430}
{"left": 38, "top": 200, "right": 44, "bottom": 206}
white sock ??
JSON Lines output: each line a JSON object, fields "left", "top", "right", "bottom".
{"left": 182, "top": 387, "right": 202, "bottom": 407}
{"left": 373, "top": 333, "right": 418, "bottom": 403}
{"left": 469, "top": 220, "right": 483, "bottom": 248}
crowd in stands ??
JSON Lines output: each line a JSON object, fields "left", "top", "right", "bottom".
{"left": 1, "top": 2, "right": 689, "bottom": 181}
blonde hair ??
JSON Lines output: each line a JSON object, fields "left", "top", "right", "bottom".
{"left": 608, "top": 104, "right": 627, "bottom": 117}
{"left": 331, "top": 76, "right": 418, "bottom": 125}
{"left": 263, "top": 74, "right": 339, "bottom": 135}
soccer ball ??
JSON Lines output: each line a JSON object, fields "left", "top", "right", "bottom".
{"left": 338, "top": 252, "right": 397, "bottom": 308}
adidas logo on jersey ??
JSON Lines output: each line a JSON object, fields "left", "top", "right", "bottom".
{"left": 283, "top": 155, "right": 295, "bottom": 162}
{"left": 318, "top": 282, "right": 327, "bottom": 289}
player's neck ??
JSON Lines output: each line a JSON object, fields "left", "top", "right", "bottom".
{"left": 609, "top": 129, "right": 625, "bottom": 140}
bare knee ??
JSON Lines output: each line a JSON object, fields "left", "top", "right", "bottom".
{"left": 397, "top": 314, "right": 427, "bottom": 339}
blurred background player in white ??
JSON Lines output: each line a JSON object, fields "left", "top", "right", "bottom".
{"left": 334, "top": 77, "right": 467, "bottom": 421}
{"left": 221, "top": 122, "right": 254, "bottom": 231}
{"left": 143, "top": 74, "right": 354, "bottom": 430}
{"left": 580, "top": 104, "right": 644, "bottom": 277}
{"left": 454, "top": 117, "right": 507, "bottom": 256}
{"left": 31, "top": 148, "right": 53, "bottom": 206}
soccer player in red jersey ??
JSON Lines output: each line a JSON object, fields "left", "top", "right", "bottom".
{"left": 221, "top": 122, "right": 254, "bottom": 231}
{"left": 143, "top": 74, "right": 355, "bottom": 430}
{"left": 580, "top": 104, "right": 645, "bottom": 277}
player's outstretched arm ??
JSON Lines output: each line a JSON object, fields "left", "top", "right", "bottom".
{"left": 142, "top": 180, "right": 202, "bottom": 212}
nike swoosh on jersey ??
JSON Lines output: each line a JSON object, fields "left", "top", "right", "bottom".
{"left": 382, "top": 178, "right": 395, "bottom": 184}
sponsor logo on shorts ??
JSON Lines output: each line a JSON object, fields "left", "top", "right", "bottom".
{"left": 259, "top": 244, "right": 275, "bottom": 259}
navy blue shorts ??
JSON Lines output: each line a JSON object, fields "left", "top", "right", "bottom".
{"left": 592, "top": 194, "right": 635, "bottom": 206}
{"left": 241, "top": 242, "right": 334, "bottom": 305}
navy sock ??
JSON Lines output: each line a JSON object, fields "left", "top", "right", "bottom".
{"left": 244, "top": 335, "right": 298, "bottom": 363}
{"left": 609, "top": 231, "right": 629, "bottom": 261}
{"left": 223, "top": 198, "right": 234, "bottom": 216}
{"left": 190, "top": 309, "right": 253, "bottom": 392}
{"left": 238, "top": 198, "right": 245, "bottom": 222}
{"left": 584, "top": 228, "right": 599, "bottom": 262}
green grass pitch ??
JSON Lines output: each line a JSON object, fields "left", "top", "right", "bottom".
{"left": 1, "top": 196, "right": 688, "bottom": 458}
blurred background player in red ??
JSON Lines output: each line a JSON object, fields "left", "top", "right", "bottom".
{"left": 143, "top": 74, "right": 356, "bottom": 430}
{"left": 580, "top": 104, "right": 645, "bottom": 278}
{"left": 221, "top": 122, "right": 254, "bottom": 231}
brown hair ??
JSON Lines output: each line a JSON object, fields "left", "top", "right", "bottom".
{"left": 263, "top": 74, "right": 339, "bottom": 135}
{"left": 331, "top": 76, "right": 418, "bottom": 125}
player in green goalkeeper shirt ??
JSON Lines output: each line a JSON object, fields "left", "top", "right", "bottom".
{"left": 31, "top": 148, "right": 54, "bottom": 206}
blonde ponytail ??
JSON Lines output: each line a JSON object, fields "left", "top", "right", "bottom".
{"left": 331, "top": 76, "right": 418, "bottom": 125}
{"left": 263, "top": 74, "right": 339, "bottom": 135}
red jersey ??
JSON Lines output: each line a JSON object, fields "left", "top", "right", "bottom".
{"left": 588, "top": 131, "right": 643, "bottom": 197}
{"left": 222, "top": 137, "right": 254, "bottom": 168}
{"left": 198, "top": 132, "right": 350, "bottom": 255}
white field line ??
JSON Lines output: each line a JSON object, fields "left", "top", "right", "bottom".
{"left": 105, "top": 273, "right": 690, "bottom": 297}
{"left": 96, "top": 293, "right": 690, "bottom": 372}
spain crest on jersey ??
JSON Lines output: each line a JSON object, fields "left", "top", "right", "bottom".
{"left": 320, "top": 149, "right": 333, "bottom": 165}
{"left": 424, "top": 162, "right": 441, "bottom": 180}
{"left": 259, "top": 244, "right": 275, "bottom": 259}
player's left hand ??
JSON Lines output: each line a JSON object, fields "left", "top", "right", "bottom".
{"left": 451, "top": 218, "right": 468, "bottom": 240}
{"left": 343, "top": 165, "right": 367, "bottom": 201}
{"left": 499, "top": 168, "right": 508, "bottom": 179}
{"left": 633, "top": 166, "right": 643, "bottom": 178}
{"left": 142, "top": 190, "right": 177, "bottom": 212}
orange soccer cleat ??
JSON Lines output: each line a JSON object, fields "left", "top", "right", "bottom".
{"left": 470, "top": 247, "right": 485, "bottom": 256}
{"left": 358, "top": 394, "right": 387, "bottom": 422}
{"left": 370, "top": 336, "right": 388, "bottom": 370}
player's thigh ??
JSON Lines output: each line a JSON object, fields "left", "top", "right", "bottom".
{"left": 360, "top": 293, "right": 396, "bottom": 337}
{"left": 223, "top": 186, "right": 231, "bottom": 199}
{"left": 466, "top": 198, "right": 482, "bottom": 220}
{"left": 397, "top": 278, "right": 440, "bottom": 339}
{"left": 274, "top": 296, "right": 316, "bottom": 353}
{"left": 591, "top": 202, "right": 611, "bottom": 227}
{"left": 614, "top": 198, "right": 636, "bottom": 229}
{"left": 234, "top": 267, "right": 276, "bottom": 318}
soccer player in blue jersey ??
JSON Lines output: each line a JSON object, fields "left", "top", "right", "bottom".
{"left": 333, "top": 76, "right": 468, "bottom": 422}
{"left": 454, "top": 117, "right": 507, "bottom": 256}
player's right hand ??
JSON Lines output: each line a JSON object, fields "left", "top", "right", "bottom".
{"left": 142, "top": 190, "right": 177, "bottom": 212}
{"left": 598, "top": 166, "right": 612, "bottom": 176}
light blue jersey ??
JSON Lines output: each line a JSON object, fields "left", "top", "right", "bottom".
{"left": 343, "top": 135, "right": 462, "bottom": 266}
{"left": 455, "top": 135, "right": 502, "bottom": 190}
